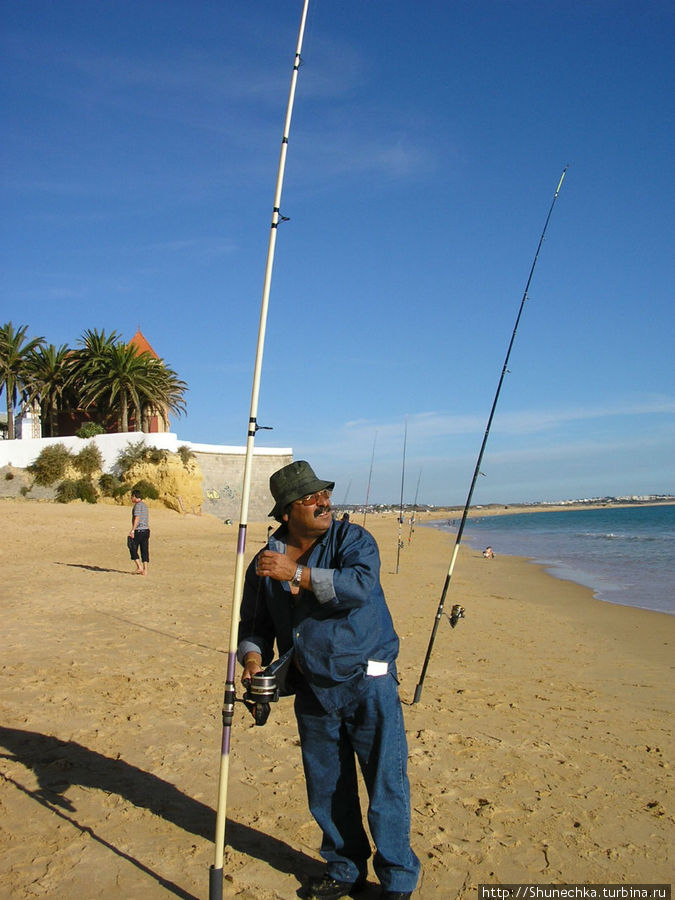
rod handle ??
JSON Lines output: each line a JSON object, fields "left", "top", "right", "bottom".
{"left": 209, "top": 865, "right": 223, "bottom": 899}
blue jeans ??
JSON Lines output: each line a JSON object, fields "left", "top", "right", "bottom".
{"left": 294, "top": 672, "right": 420, "bottom": 892}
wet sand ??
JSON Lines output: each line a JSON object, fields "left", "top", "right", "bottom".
{"left": 0, "top": 499, "right": 672, "bottom": 898}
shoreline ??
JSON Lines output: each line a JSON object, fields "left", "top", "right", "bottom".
{"left": 421, "top": 498, "right": 675, "bottom": 519}
{"left": 0, "top": 500, "right": 672, "bottom": 898}
{"left": 419, "top": 502, "right": 675, "bottom": 618}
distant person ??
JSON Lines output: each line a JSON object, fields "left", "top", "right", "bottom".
{"left": 482, "top": 546, "right": 494, "bottom": 559}
{"left": 128, "top": 489, "right": 150, "bottom": 575}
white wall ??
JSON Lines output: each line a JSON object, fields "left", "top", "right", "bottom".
{"left": 0, "top": 432, "right": 179, "bottom": 472}
{"left": 0, "top": 431, "right": 292, "bottom": 474}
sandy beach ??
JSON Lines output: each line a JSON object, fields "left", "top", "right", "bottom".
{"left": 0, "top": 498, "right": 672, "bottom": 899}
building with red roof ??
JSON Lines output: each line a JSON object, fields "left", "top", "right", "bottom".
{"left": 128, "top": 328, "right": 170, "bottom": 433}
{"left": 128, "top": 328, "right": 159, "bottom": 360}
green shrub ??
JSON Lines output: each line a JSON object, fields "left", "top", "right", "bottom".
{"left": 99, "top": 472, "right": 123, "bottom": 496}
{"left": 77, "top": 477, "right": 98, "bottom": 503}
{"left": 177, "top": 445, "right": 195, "bottom": 466}
{"left": 29, "top": 443, "right": 73, "bottom": 486}
{"left": 131, "top": 479, "right": 159, "bottom": 500}
{"left": 73, "top": 442, "right": 103, "bottom": 475}
{"left": 4, "top": 471, "right": 14, "bottom": 480}
{"left": 20, "top": 485, "right": 30, "bottom": 496}
{"left": 116, "top": 439, "right": 148, "bottom": 474}
{"left": 145, "top": 447, "right": 168, "bottom": 464}
{"left": 76, "top": 422, "right": 105, "bottom": 438}
{"left": 55, "top": 479, "right": 78, "bottom": 503}
{"left": 56, "top": 477, "right": 98, "bottom": 504}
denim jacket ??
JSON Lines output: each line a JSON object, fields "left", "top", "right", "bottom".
{"left": 237, "top": 518, "right": 399, "bottom": 712}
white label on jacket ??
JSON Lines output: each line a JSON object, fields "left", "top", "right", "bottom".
{"left": 366, "top": 659, "right": 388, "bottom": 677}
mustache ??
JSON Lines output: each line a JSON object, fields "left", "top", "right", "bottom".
{"left": 313, "top": 504, "right": 330, "bottom": 518}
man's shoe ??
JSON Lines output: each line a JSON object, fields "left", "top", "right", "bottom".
{"left": 305, "top": 873, "right": 366, "bottom": 900}
{"left": 380, "top": 892, "right": 412, "bottom": 899}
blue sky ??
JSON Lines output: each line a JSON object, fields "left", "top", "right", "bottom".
{"left": 3, "top": 0, "right": 673, "bottom": 505}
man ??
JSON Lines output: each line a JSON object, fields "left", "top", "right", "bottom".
{"left": 238, "top": 461, "right": 420, "bottom": 900}
{"left": 128, "top": 489, "right": 150, "bottom": 575}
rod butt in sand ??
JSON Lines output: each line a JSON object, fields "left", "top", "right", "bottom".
{"left": 209, "top": 865, "right": 223, "bottom": 900}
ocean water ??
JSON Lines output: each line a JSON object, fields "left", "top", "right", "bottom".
{"left": 431, "top": 504, "right": 675, "bottom": 615}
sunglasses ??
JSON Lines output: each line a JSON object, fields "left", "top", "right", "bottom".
{"left": 296, "top": 489, "right": 332, "bottom": 506}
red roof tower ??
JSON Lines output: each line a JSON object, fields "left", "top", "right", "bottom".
{"left": 129, "top": 328, "right": 159, "bottom": 359}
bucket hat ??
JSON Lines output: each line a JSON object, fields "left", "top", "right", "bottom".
{"left": 269, "top": 460, "right": 334, "bottom": 519}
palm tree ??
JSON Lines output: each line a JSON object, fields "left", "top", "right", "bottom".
{"left": 79, "top": 342, "right": 171, "bottom": 433}
{"left": 69, "top": 328, "right": 123, "bottom": 429}
{"left": 0, "top": 322, "right": 45, "bottom": 440}
{"left": 70, "top": 329, "right": 187, "bottom": 434}
{"left": 76, "top": 328, "right": 122, "bottom": 358}
{"left": 27, "top": 343, "right": 75, "bottom": 437}
{"left": 140, "top": 358, "right": 187, "bottom": 432}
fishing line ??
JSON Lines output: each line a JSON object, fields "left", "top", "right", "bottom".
{"left": 412, "top": 167, "right": 568, "bottom": 704}
{"left": 210, "top": 3, "right": 311, "bottom": 896}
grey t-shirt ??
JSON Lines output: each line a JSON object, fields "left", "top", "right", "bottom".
{"left": 132, "top": 500, "right": 149, "bottom": 530}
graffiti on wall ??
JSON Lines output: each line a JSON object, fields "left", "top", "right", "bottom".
{"left": 206, "top": 483, "right": 237, "bottom": 502}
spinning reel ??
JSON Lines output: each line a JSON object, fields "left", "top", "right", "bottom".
{"left": 446, "top": 604, "right": 465, "bottom": 628}
{"left": 242, "top": 670, "right": 280, "bottom": 726}
{"left": 240, "top": 647, "right": 294, "bottom": 726}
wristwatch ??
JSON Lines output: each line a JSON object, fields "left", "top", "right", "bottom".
{"left": 291, "top": 565, "right": 303, "bottom": 587}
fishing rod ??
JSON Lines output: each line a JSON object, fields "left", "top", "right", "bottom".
{"left": 210, "top": 3, "right": 310, "bottom": 896}
{"left": 395, "top": 416, "right": 408, "bottom": 574}
{"left": 408, "top": 468, "right": 422, "bottom": 544}
{"left": 412, "top": 167, "right": 568, "bottom": 704}
{"left": 362, "top": 431, "right": 377, "bottom": 528}
{"left": 341, "top": 478, "right": 352, "bottom": 509}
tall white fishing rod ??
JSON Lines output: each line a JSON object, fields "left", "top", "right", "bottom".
{"left": 362, "top": 431, "right": 378, "bottom": 527}
{"left": 395, "top": 416, "right": 408, "bottom": 574}
{"left": 412, "top": 167, "right": 568, "bottom": 704}
{"left": 210, "top": 3, "right": 310, "bottom": 896}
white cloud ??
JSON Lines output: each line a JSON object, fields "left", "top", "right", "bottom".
{"left": 342, "top": 396, "right": 675, "bottom": 444}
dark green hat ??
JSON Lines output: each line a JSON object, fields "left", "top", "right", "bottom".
{"left": 269, "top": 460, "right": 334, "bottom": 519}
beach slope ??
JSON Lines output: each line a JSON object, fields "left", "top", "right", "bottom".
{"left": 0, "top": 501, "right": 672, "bottom": 898}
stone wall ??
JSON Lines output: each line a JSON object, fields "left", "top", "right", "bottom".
{"left": 196, "top": 449, "right": 292, "bottom": 521}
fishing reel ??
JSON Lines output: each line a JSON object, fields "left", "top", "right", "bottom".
{"left": 446, "top": 604, "right": 465, "bottom": 628}
{"left": 240, "top": 647, "right": 294, "bottom": 726}
{"left": 242, "top": 670, "right": 280, "bottom": 726}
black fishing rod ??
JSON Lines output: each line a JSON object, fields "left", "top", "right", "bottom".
{"left": 395, "top": 416, "right": 408, "bottom": 574}
{"left": 362, "top": 431, "right": 377, "bottom": 528}
{"left": 412, "top": 167, "right": 568, "bottom": 704}
{"left": 408, "top": 468, "right": 422, "bottom": 544}
{"left": 210, "top": 3, "right": 311, "bottom": 896}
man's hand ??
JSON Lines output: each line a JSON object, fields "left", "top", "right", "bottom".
{"left": 242, "top": 652, "right": 263, "bottom": 685}
{"left": 255, "top": 550, "right": 295, "bottom": 582}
